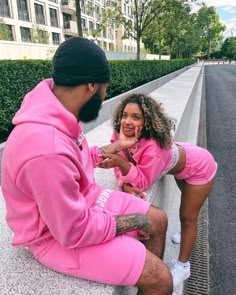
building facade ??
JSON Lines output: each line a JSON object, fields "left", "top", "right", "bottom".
{"left": 0, "top": 0, "right": 138, "bottom": 52}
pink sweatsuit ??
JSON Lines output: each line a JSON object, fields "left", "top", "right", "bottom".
{"left": 111, "top": 131, "right": 217, "bottom": 190}
{"left": 1, "top": 79, "right": 150, "bottom": 286}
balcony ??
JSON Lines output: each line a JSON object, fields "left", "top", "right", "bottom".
{"left": 61, "top": 0, "right": 75, "bottom": 14}
{"left": 63, "top": 20, "right": 78, "bottom": 36}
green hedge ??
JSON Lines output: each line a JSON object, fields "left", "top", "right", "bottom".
{"left": 0, "top": 58, "right": 196, "bottom": 141}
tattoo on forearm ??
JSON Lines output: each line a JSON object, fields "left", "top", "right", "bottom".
{"left": 100, "top": 141, "right": 121, "bottom": 154}
{"left": 115, "top": 213, "right": 152, "bottom": 235}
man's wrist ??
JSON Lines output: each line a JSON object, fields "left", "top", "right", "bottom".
{"left": 100, "top": 141, "right": 122, "bottom": 154}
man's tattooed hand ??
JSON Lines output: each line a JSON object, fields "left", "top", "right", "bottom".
{"left": 115, "top": 213, "right": 152, "bottom": 240}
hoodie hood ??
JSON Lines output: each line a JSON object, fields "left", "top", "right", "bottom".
{"left": 13, "top": 79, "right": 79, "bottom": 139}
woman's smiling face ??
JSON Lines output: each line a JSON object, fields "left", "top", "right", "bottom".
{"left": 121, "top": 103, "right": 144, "bottom": 137}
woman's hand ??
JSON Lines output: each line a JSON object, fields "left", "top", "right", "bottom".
{"left": 96, "top": 154, "right": 130, "bottom": 175}
{"left": 122, "top": 183, "right": 147, "bottom": 200}
{"left": 118, "top": 126, "right": 142, "bottom": 149}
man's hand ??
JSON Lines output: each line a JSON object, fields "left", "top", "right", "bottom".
{"left": 115, "top": 213, "right": 152, "bottom": 241}
{"left": 122, "top": 183, "right": 147, "bottom": 200}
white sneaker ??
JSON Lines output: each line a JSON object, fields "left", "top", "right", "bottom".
{"left": 171, "top": 231, "right": 181, "bottom": 244}
{"left": 171, "top": 261, "right": 190, "bottom": 289}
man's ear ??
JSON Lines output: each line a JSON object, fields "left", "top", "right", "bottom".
{"left": 88, "top": 83, "right": 96, "bottom": 93}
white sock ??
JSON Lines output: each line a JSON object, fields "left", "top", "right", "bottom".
{"left": 177, "top": 260, "right": 189, "bottom": 268}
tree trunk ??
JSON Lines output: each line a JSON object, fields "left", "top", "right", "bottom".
{"left": 75, "top": 0, "right": 83, "bottom": 37}
{"left": 159, "top": 39, "right": 162, "bottom": 60}
{"left": 169, "top": 39, "right": 173, "bottom": 59}
{"left": 136, "top": 36, "right": 141, "bottom": 60}
{"left": 207, "top": 39, "right": 211, "bottom": 59}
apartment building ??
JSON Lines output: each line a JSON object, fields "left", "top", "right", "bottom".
{"left": 116, "top": 0, "right": 137, "bottom": 52}
{"left": 0, "top": 0, "right": 137, "bottom": 52}
{"left": 0, "top": 0, "right": 62, "bottom": 45}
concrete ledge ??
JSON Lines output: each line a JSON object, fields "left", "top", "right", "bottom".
{"left": 0, "top": 63, "right": 204, "bottom": 295}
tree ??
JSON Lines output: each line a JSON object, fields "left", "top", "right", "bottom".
{"left": 117, "top": 0, "right": 175, "bottom": 60}
{"left": 31, "top": 25, "right": 49, "bottom": 44}
{"left": 75, "top": 0, "right": 83, "bottom": 36}
{"left": 197, "top": 5, "right": 225, "bottom": 59}
{"left": 161, "top": 0, "right": 201, "bottom": 58}
{"left": 221, "top": 37, "right": 236, "bottom": 60}
{"left": 143, "top": 9, "right": 170, "bottom": 59}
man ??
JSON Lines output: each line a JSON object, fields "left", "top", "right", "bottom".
{"left": 1, "top": 37, "right": 172, "bottom": 294}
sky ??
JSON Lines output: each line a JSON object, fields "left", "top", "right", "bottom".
{"left": 192, "top": 0, "right": 236, "bottom": 37}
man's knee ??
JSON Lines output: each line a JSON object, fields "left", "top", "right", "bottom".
{"left": 147, "top": 205, "right": 168, "bottom": 232}
{"left": 136, "top": 250, "right": 173, "bottom": 293}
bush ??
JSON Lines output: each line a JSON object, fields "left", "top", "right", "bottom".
{"left": 0, "top": 58, "right": 196, "bottom": 142}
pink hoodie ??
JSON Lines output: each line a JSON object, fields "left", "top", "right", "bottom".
{"left": 111, "top": 131, "right": 176, "bottom": 190}
{"left": 1, "top": 79, "right": 116, "bottom": 249}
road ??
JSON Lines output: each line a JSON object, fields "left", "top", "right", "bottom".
{"left": 205, "top": 65, "right": 236, "bottom": 295}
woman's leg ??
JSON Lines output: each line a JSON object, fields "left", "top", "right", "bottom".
{"left": 178, "top": 179, "right": 214, "bottom": 262}
{"left": 171, "top": 178, "right": 215, "bottom": 289}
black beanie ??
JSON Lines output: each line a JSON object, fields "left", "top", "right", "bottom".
{"left": 52, "top": 37, "right": 110, "bottom": 87}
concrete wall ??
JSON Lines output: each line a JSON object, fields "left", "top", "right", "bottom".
{"left": 0, "top": 41, "right": 170, "bottom": 60}
{"left": 0, "top": 40, "right": 57, "bottom": 60}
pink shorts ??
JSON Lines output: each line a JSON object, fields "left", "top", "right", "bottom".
{"left": 174, "top": 142, "right": 217, "bottom": 185}
{"left": 28, "top": 191, "right": 150, "bottom": 286}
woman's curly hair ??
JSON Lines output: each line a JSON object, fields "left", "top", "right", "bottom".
{"left": 112, "top": 93, "right": 176, "bottom": 149}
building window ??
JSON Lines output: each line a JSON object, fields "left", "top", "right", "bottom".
{"left": 49, "top": 7, "right": 59, "bottom": 27}
{"left": 17, "top": 0, "right": 29, "bottom": 21}
{"left": 34, "top": 3, "right": 45, "bottom": 25}
{"left": 81, "top": 0, "right": 85, "bottom": 14}
{"left": 103, "top": 29, "right": 106, "bottom": 38}
{"left": 96, "top": 23, "right": 101, "bottom": 37}
{"left": 0, "top": 23, "right": 13, "bottom": 40}
{"left": 87, "top": 1, "right": 93, "bottom": 17}
{"left": 63, "top": 13, "right": 71, "bottom": 29}
{"left": 89, "top": 20, "right": 94, "bottom": 34}
{"left": 52, "top": 32, "right": 60, "bottom": 45}
{"left": 64, "top": 34, "right": 71, "bottom": 40}
{"left": 103, "top": 41, "right": 106, "bottom": 49}
{"left": 20, "top": 26, "right": 31, "bottom": 42}
{"left": 0, "top": 0, "right": 10, "bottom": 17}
{"left": 49, "top": 0, "right": 57, "bottom": 3}
{"left": 81, "top": 18, "right": 86, "bottom": 31}
{"left": 95, "top": 5, "right": 100, "bottom": 20}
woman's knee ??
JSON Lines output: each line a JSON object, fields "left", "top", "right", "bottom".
{"left": 179, "top": 213, "right": 198, "bottom": 226}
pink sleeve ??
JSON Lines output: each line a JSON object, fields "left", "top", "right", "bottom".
{"left": 90, "top": 145, "right": 103, "bottom": 167}
{"left": 110, "top": 130, "right": 119, "bottom": 143}
{"left": 119, "top": 146, "right": 169, "bottom": 191}
{"left": 17, "top": 155, "right": 116, "bottom": 248}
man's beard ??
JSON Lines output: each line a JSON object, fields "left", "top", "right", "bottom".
{"left": 78, "top": 90, "right": 102, "bottom": 123}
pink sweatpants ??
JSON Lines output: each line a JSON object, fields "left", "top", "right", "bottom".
{"left": 28, "top": 191, "right": 150, "bottom": 286}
